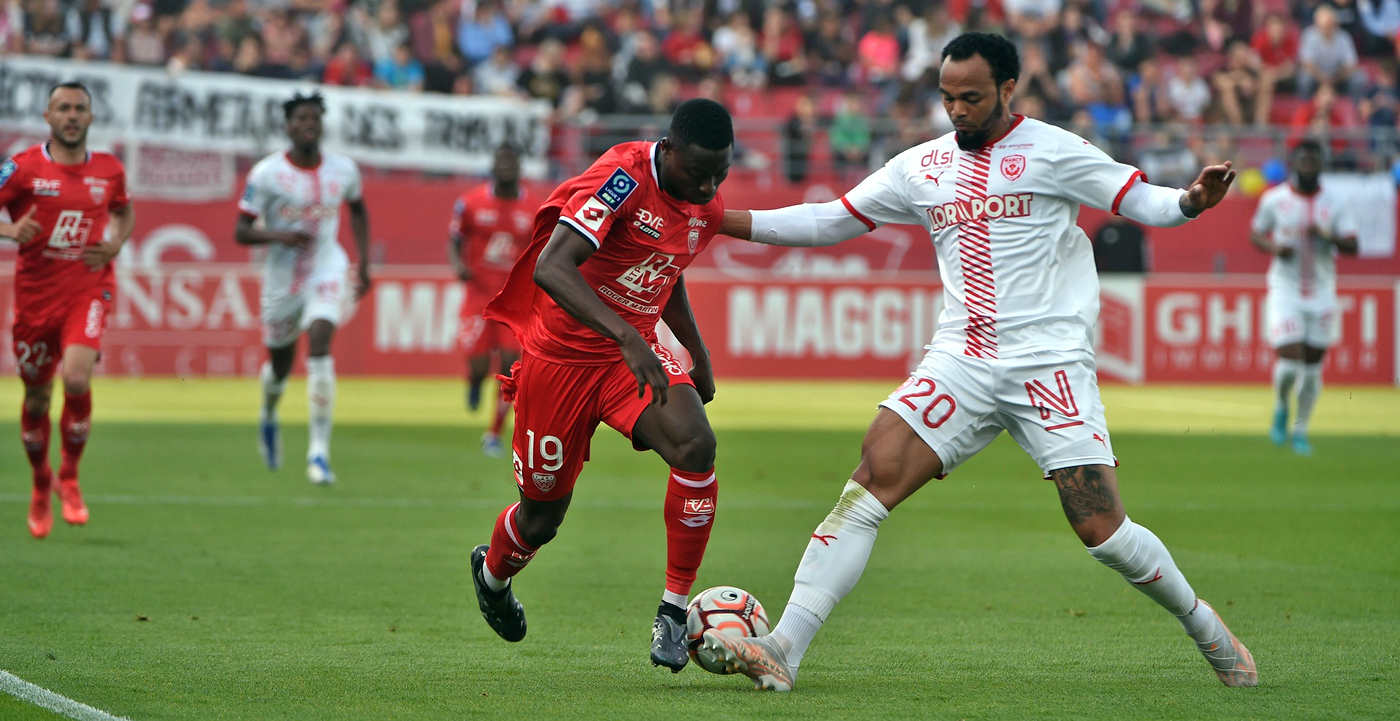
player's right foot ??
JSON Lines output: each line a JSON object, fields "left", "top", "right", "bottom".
{"left": 259, "top": 416, "right": 282, "bottom": 470}
{"left": 1291, "top": 434, "right": 1313, "bottom": 456}
{"left": 1195, "top": 600, "right": 1258, "bottom": 687}
{"left": 467, "top": 382, "right": 483, "bottom": 412}
{"left": 700, "top": 630, "right": 795, "bottom": 691}
{"left": 1269, "top": 408, "right": 1288, "bottom": 446}
{"left": 28, "top": 484, "right": 53, "bottom": 539}
{"left": 57, "top": 479, "right": 89, "bottom": 526}
{"left": 307, "top": 456, "right": 336, "bottom": 485}
{"left": 480, "top": 432, "right": 504, "bottom": 458}
{"left": 471, "top": 544, "right": 526, "bottom": 642}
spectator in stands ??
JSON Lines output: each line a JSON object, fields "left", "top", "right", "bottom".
{"left": 762, "top": 6, "right": 806, "bottom": 85}
{"left": 1137, "top": 128, "right": 1200, "bottom": 187}
{"left": 713, "top": 12, "right": 767, "bottom": 88}
{"left": 64, "top": 0, "right": 117, "bottom": 60}
{"left": 24, "top": 0, "right": 70, "bottom": 56}
{"left": 619, "top": 31, "right": 669, "bottom": 112}
{"left": 647, "top": 72, "right": 683, "bottom": 115}
{"left": 661, "top": 5, "right": 712, "bottom": 82}
{"left": 830, "top": 91, "right": 872, "bottom": 177}
{"left": 375, "top": 40, "right": 425, "bottom": 91}
{"left": 324, "top": 39, "right": 373, "bottom": 86}
{"left": 456, "top": 0, "right": 512, "bottom": 67}
{"left": 805, "top": 11, "right": 855, "bottom": 86}
{"left": 1060, "top": 41, "right": 1129, "bottom": 129}
{"left": 1298, "top": 5, "right": 1366, "bottom": 97}
{"left": 783, "top": 93, "right": 820, "bottom": 183}
{"left": 1046, "top": 4, "right": 1106, "bottom": 74}
{"left": 569, "top": 24, "right": 619, "bottom": 115}
{"left": 1131, "top": 56, "right": 1176, "bottom": 124}
{"left": 411, "top": 0, "right": 466, "bottom": 93}
{"left": 1167, "top": 55, "right": 1215, "bottom": 122}
{"left": 1214, "top": 38, "right": 1272, "bottom": 126}
{"left": 517, "top": 37, "right": 569, "bottom": 108}
{"left": 1019, "top": 41, "right": 1067, "bottom": 120}
{"left": 1004, "top": 0, "right": 1062, "bottom": 39}
{"left": 1199, "top": 0, "right": 1254, "bottom": 52}
{"left": 124, "top": 3, "right": 167, "bottom": 65}
{"left": 1357, "top": 0, "right": 1400, "bottom": 55}
{"left": 1252, "top": 11, "right": 1299, "bottom": 97}
{"left": 473, "top": 45, "right": 521, "bottom": 96}
{"left": 260, "top": 8, "right": 305, "bottom": 69}
{"left": 856, "top": 15, "right": 901, "bottom": 89}
{"left": 351, "top": 0, "right": 408, "bottom": 67}
{"left": 902, "top": 2, "right": 961, "bottom": 84}
{"left": 230, "top": 33, "right": 275, "bottom": 76}
{"left": 1359, "top": 57, "right": 1400, "bottom": 127}
{"left": 167, "top": 34, "right": 205, "bottom": 74}
{"left": 1, "top": 0, "right": 22, "bottom": 53}
{"left": 1290, "top": 82, "right": 1362, "bottom": 154}
{"left": 216, "top": 0, "right": 257, "bottom": 52}
{"left": 1105, "top": 11, "right": 1153, "bottom": 74}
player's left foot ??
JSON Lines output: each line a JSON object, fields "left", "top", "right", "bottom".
{"left": 28, "top": 484, "right": 53, "bottom": 539}
{"left": 467, "top": 382, "right": 483, "bottom": 412}
{"left": 307, "top": 456, "right": 336, "bottom": 485}
{"left": 1269, "top": 408, "right": 1288, "bottom": 446}
{"left": 1195, "top": 600, "right": 1258, "bottom": 687}
{"left": 480, "top": 432, "right": 505, "bottom": 458}
{"left": 700, "top": 630, "right": 795, "bottom": 691}
{"left": 1291, "top": 434, "right": 1313, "bottom": 456}
{"left": 56, "top": 479, "right": 89, "bottom": 526}
{"left": 650, "top": 608, "right": 689, "bottom": 672}
{"left": 471, "top": 544, "right": 527, "bottom": 642}
{"left": 259, "top": 416, "right": 282, "bottom": 470}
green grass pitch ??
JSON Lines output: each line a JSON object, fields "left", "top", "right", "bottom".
{"left": 1, "top": 380, "right": 1397, "bottom": 720}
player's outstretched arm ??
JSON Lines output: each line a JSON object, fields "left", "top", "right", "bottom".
{"left": 83, "top": 202, "right": 135, "bottom": 269}
{"left": 0, "top": 206, "right": 41, "bottom": 245}
{"left": 349, "top": 198, "right": 371, "bottom": 298}
{"left": 1115, "top": 162, "right": 1236, "bottom": 228}
{"left": 534, "top": 223, "right": 671, "bottom": 406}
{"left": 1250, "top": 231, "right": 1293, "bottom": 259}
{"left": 660, "top": 275, "right": 714, "bottom": 403}
{"left": 723, "top": 201, "right": 873, "bottom": 247}
{"left": 234, "top": 214, "right": 312, "bottom": 249}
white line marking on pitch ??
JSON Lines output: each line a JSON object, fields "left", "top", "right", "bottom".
{"left": 0, "top": 670, "right": 130, "bottom": 721}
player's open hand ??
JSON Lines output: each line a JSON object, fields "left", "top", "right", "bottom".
{"left": 279, "top": 231, "right": 314, "bottom": 249}
{"left": 689, "top": 353, "right": 716, "bottom": 404}
{"left": 621, "top": 334, "right": 670, "bottom": 407}
{"left": 82, "top": 238, "right": 122, "bottom": 269}
{"left": 1182, "top": 161, "right": 1236, "bottom": 217}
{"left": 1, "top": 206, "right": 42, "bottom": 245}
{"left": 356, "top": 264, "right": 372, "bottom": 299}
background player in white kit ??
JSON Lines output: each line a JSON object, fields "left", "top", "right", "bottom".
{"left": 1249, "top": 140, "right": 1357, "bottom": 456}
{"left": 235, "top": 92, "right": 371, "bottom": 484}
{"left": 706, "top": 33, "right": 1257, "bottom": 690}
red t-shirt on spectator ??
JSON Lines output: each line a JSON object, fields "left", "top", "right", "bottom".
{"left": 1251, "top": 26, "right": 1299, "bottom": 68}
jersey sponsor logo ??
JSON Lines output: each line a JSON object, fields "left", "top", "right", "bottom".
{"left": 595, "top": 167, "right": 638, "bottom": 210}
{"left": 926, "top": 193, "right": 1034, "bottom": 230}
{"left": 616, "top": 252, "right": 679, "bottom": 303}
{"left": 812, "top": 533, "right": 837, "bottom": 545}
{"left": 684, "top": 497, "right": 715, "bottom": 515}
{"left": 924, "top": 172, "right": 944, "bottom": 186}
{"left": 0, "top": 159, "right": 16, "bottom": 189}
{"left": 919, "top": 147, "right": 955, "bottom": 168}
{"left": 46, "top": 210, "right": 93, "bottom": 253}
{"left": 1000, "top": 154, "right": 1026, "bottom": 181}
{"left": 476, "top": 209, "right": 498, "bottom": 225}
{"left": 32, "top": 178, "right": 62, "bottom": 196}
{"left": 687, "top": 216, "right": 707, "bottom": 227}
{"left": 575, "top": 196, "right": 611, "bottom": 232}
{"left": 633, "top": 208, "right": 665, "bottom": 239}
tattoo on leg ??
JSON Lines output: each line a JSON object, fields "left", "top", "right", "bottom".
{"left": 1052, "top": 466, "right": 1117, "bottom": 526}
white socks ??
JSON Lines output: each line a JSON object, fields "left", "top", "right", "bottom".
{"left": 1272, "top": 358, "right": 1301, "bottom": 414}
{"left": 1295, "top": 363, "right": 1322, "bottom": 437}
{"left": 662, "top": 590, "right": 688, "bottom": 610}
{"left": 260, "top": 361, "right": 288, "bottom": 421}
{"left": 1086, "top": 517, "right": 1221, "bottom": 644}
{"left": 306, "top": 356, "right": 336, "bottom": 460}
{"left": 774, "top": 480, "right": 889, "bottom": 673}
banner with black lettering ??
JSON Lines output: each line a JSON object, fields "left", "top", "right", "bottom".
{"left": 0, "top": 56, "right": 551, "bottom": 176}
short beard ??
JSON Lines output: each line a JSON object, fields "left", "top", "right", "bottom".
{"left": 954, "top": 97, "right": 1005, "bottom": 151}
{"left": 53, "top": 128, "right": 87, "bottom": 149}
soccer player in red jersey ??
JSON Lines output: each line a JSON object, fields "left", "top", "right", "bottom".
{"left": 469, "top": 99, "right": 732, "bottom": 672}
{"left": 448, "top": 144, "right": 535, "bottom": 457}
{"left": 0, "top": 82, "right": 135, "bottom": 539}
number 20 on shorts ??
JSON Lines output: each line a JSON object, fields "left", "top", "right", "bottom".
{"left": 524, "top": 429, "right": 564, "bottom": 472}
{"left": 895, "top": 378, "right": 957, "bottom": 428}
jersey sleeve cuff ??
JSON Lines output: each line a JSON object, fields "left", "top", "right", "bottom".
{"left": 1111, "top": 171, "right": 1147, "bottom": 215}
{"left": 558, "top": 217, "right": 602, "bottom": 248}
{"left": 840, "top": 195, "right": 877, "bottom": 231}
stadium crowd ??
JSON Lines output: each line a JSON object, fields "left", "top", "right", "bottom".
{"left": 5, "top": 0, "right": 1399, "bottom": 177}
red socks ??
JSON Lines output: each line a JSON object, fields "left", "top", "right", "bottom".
{"left": 664, "top": 467, "right": 717, "bottom": 596}
{"left": 490, "top": 387, "right": 510, "bottom": 436}
{"left": 58, "top": 391, "right": 91, "bottom": 482}
{"left": 20, "top": 409, "right": 51, "bottom": 488}
{"left": 484, "top": 502, "right": 539, "bottom": 581}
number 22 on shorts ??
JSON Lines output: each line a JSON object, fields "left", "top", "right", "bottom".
{"left": 895, "top": 377, "right": 957, "bottom": 428}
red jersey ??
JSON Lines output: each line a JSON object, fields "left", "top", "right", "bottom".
{"left": 486, "top": 141, "right": 725, "bottom": 364}
{"left": 449, "top": 183, "right": 535, "bottom": 302}
{"left": 0, "top": 144, "right": 130, "bottom": 319}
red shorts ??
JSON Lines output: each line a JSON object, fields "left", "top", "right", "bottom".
{"left": 457, "top": 314, "right": 520, "bottom": 358}
{"left": 11, "top": 289, "right": 112, "bottom": 385}
{"left": 505, "top": 344, "right": 693, "bottom": 501}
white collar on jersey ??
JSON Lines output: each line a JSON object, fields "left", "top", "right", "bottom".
{"left": 648, "top": 141, "right": 661, "bottom": 189}
{"left": 41, "top": 142, "right": 90, "bottom": 165}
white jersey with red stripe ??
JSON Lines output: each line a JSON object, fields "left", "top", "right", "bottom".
{"left": 1250, "top": 182, "right": 1356, "bottom": 305}
{"left": 841, "top": 115, "right": 1141, "bottom": 360}
{"left": 238, "top": 150, "right": 363, "bottom": 293}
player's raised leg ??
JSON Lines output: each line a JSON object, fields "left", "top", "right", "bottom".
{"left": 305, "top": 319, "right": 337, "bottom": 484}
{"left": 1270, "top": 343, "right": 1303, "bottom": 447}
{"left": 1053, "top": 464, "right": 1257, "bottom": 687}
{"left": 704, "top": 408, "right": 943, "bottom": 690}
{"left": 20, "top": 381, "right": 55, "bottom": 539}
{"left": 631, "top": 383, "right": 718, "bottom": 672}
{"left": 55, "top": 345, "right": 100, "bottom": 526}
{"left": 259, "top": 343, "right": 295, "bottom": 471}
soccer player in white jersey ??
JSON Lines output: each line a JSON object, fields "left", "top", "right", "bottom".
{"left": 235, "top": 92, "right": 371, "bottom": 484}
{"left": 1249, "top": 140, "right": 1358, "bottom": 456}
{"left": 703, "top": 33, "right": 1257, "bottom": 690}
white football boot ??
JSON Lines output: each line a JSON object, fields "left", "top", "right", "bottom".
{"left": 701, "top": 630, "right": 796, "bottom": 691}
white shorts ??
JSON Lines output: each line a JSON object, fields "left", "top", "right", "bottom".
{"left": 879, "top": 350, "right": 1115, "bottom": 477}
{"left": 261, "top": 269, "right": 349, "bottom": 348}
{"left": 1266, "top": 293, "right": 1335, "bottom": 349}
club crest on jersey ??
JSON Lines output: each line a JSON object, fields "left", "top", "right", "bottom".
{"left": 89, "top": 185, "right": 105, "bottom": 203}
{"left": 0, "top": 159, "right": 15, "bottom": 189}
{"left": 574, "top": 196, "right": 611, "bottom": 232}
{"left": 687, "top": 228, "right": 700, "bottom": 253}
{"left": 1000, "top": 154, "right": 1026, "bottom": 181}
{"left": 532, "top": 472, "right": 557, "bottom": 493}
{"left": 596, "top": 167, "right": 638, "bottom": 210}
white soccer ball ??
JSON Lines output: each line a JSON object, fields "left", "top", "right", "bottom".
{"left": 685, "top": 586, "right": 771, "bottom": 674}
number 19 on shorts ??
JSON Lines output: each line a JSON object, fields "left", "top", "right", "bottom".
{"left": 525, "top": 429, "right": 564, "bottom": 472}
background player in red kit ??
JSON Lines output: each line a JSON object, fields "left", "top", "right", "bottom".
{"left": 470, "top": 99, "right": 733, "bottom": 672}
{"left": 448, "top": 144, "right": 534, "bottom": 457}
{"left": 0, "top": 82, "right": 135, "bottom": 539}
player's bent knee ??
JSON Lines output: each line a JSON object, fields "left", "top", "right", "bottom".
{"left": 670, "top": 430, "right": 716, "bottom": 473}
{"left": 61, "top": 375, "right": 90, "bottom": 397}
